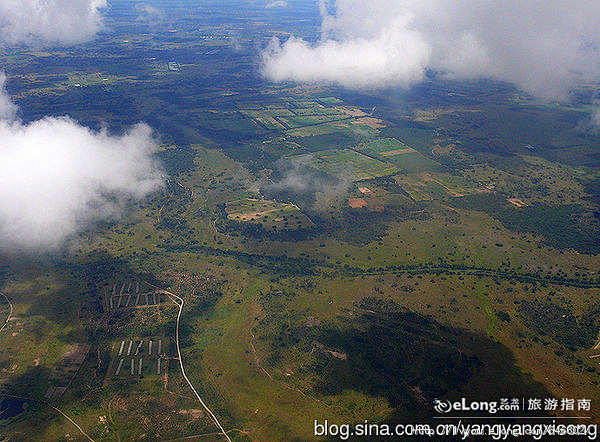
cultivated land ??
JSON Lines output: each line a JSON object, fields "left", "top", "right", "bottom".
{"left": 2, "top": 1, "right": 600, "bottom": 440}
{"left": 290, "top": 149, "right": 400, "bottom": 181}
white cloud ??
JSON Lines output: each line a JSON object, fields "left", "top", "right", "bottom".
{"left": 577, "top": 101, "right": 600, "bottom": 133}
{"left": 0, "top": 2, "right": 165, "bottom": 252}
{"left": 135, "top": 4, "right": 165, "bottom": 26}
{"left": 0, "top": 73, "right": 17, "bottom": 120}
{"left": 0, "top": 0, "right": 107, "bottom": 46}
{"left": 0, "top": 76, "right": 164, "bottom": 252}
{"left": 266, "top": 0, "right": 288, "bottom": 8}
{"left": 592, "top": 107, "right": 600, "bottom": 128}
{"left": 262, "top": 16, "right": 429, "bottom": 89}
{"left": 261, "top": 0, "right": 600, "bottom": 100}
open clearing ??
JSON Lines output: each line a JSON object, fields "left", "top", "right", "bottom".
{"left": 226, "top": 198, "right": 314, "bottom": 231}
{"left": 348, "top": 198, "right": 368, "bottom": 208}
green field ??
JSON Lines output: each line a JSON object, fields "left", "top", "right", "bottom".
{"left": 395, "top": 172, "right": 488, "bottom": 201}
{"left": 358, "top": 138, "right": 440, "bottom": 172}
{"left": 290, "top": 149, "right": 400, "bottom": 181}
{"left": 317, "top": 97, "right": 344, "bottom": 105}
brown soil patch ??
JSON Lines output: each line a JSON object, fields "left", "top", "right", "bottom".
{"left": 348, "top": 198, "right": 368, "bottom": 208}
{"left": 339, "top": 107, "right": 367, "bottom": 117}
{"left": 380, "top": 148, "right": 415, "bottom": 156}
{"left": 355, "top": 117, "right": 387, "bottom": 129}
{"left": 507, "top": 198, "right": 527, "bottom": 207}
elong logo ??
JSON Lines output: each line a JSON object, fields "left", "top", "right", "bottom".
{"left": 434, "top": 399, "right": 500, "bottom": 414}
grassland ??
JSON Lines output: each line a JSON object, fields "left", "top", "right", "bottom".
{"left": 40, "top": 129, "right": 598, "bottom": 440}
{"left": 4, "top": 140, "right": 600, "bottom": 439}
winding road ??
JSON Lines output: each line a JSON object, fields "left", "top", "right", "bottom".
{"left": 142, "top": 281, "right": 231, "bottom": 442}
